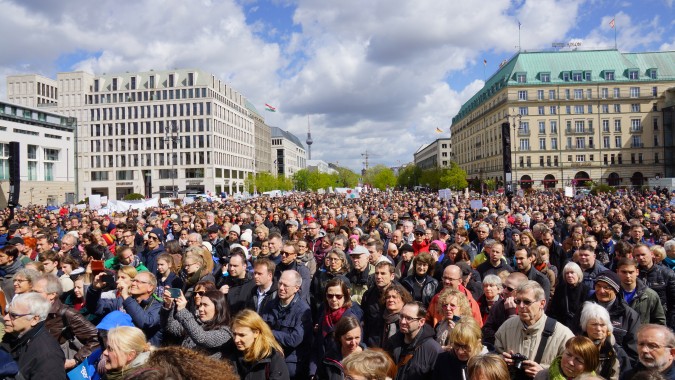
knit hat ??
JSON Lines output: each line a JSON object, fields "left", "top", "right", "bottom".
{"left": 596, "top": 270, "right": 621, "bottom": 294}
{"left": 230, "top": 224, "right": 241, "bottom": 236}
{"left": 431, "top": 240, "right": 447, "bottom": 253}
{"left": 101, "top": 233, "right": 114, "bottom": 246}
{"left": 150, "top": 228, "right": 164, "bottom": 242}
{"left": 240, "top": 229, "right": 252, "bottom": 243}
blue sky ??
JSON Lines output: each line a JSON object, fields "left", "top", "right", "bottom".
{"left": 0, "top": 0, "right": 673, "bottom": 171}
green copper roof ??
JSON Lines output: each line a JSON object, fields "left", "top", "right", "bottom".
{"left": 245, "top": 99, "right": 262, "bottom": 117}
{"left": 452, "top": 49, "right": 675, "bottom": 125}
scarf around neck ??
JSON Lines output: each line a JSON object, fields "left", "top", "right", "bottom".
{"left": 322, "top": 306, "right": 348, "bottom": 337}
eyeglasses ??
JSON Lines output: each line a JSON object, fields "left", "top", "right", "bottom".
{"left": 504, "top": 286, "right": 515, "bottom": 292}
{"left": 7, "top": 311, "right": 33, "bottom": 320}
{"left": 281, "top": 250, "right": 295, "bottom": 256}
{"left": 414, "top": 232, "right": 424, "bottom": 236}
{"left": 399, "top": 314, "right": 422, "bottom": 322}
{"left": 515, "top": 298, "right": 536, "bottom": 306}
{"left": 453, "top": 343, "right": 471, "bottom": 352}
{"left": 13, "top": 279, "right": 29, "bottom": 283}
{"left": 194, "top": 291, "right": 206, "bottom": 296}
{"left": 326, "top": 294, "right": 344, "bottom": 300}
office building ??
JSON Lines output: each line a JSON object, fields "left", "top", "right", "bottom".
{"left": 0, "top": 101, "right": 76, "bottom": 207}
{"left": 7, "top": 69, "right": 256, "bottom": 199}
{"left": 413, "top": 138, "right": 453, "bottom": 170}
{"left": 271, "top": 127, "right": 306, "bottom": 177}
{"left": 451, "top": 49, "right": 675, "bottom": 189}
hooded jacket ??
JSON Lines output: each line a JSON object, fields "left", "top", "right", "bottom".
{"left": 385, "top": 324, "right": 442, "bottom": 380}
{"left": 218, "top": 272, "right": 256, "bottom": 316}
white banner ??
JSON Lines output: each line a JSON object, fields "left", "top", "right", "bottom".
{"left": 89, "top": 194, "right": 102, "bottom": 210}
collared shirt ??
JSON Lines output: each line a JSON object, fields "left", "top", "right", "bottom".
{"left": 256, "top": 284, "right": 273, "bottom": 311}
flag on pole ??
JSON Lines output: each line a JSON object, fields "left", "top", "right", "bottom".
{"left": 517, "top": 20, "right": 521, "bottom": 28}
{"left": 435, "top": 127, "right": 444, "bottom": 133}
{"left": 483, "top": 59, "right": 487, "bottom": 66}
{"left": 609, "top": 18, "right": 615, "bottom": 28}
{"left": 265, "top": 103, "right": 276, "bottom": 112}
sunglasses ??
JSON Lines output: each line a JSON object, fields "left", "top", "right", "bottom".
{"left": 515, "top": 298, "right": 536, "bottom": 306}
{"left": 148, "top": 236, "right": 159, "bottom": 241}
{"left": 326, "top": 294, "right": 344, "bottom": 300}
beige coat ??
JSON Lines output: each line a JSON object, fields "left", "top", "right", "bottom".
{"left": 495, "top": 314, "right": 574, "bottom": 369}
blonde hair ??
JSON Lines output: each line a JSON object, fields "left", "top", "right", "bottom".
{"left": 342, "top": 348, "right": 396, "bottom": 380}
{"left": 231, "top": 310, "right": 283, "bottom": 363}
{"left": 107, "top": 326, "right": 152, "bottom": 370}
{"left": 117, "top": 265, "right": 138, "bottom": 279}
{"left": 467, "top": 354, "right": 509, "bottom": 380}
{"left": 450, "top": 318, "right": 483, "bottom": 357}
{"left": 185, "top": 246, "right": 214, "bottom": 274}
{"left": 436, "top": 288, "right": 471, "bottom": 318}
{"left": 651, "top": 245, "right": 666, "bottom": 262}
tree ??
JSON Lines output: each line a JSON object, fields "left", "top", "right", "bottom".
{"left": 364, "top": 164, "right": 396, "bottom": 190}
{"left": 334, "top": 166, "right": 359, "bottom": 188}
{"left": 246, "top": 172, "right": 294, "bottom": 193}
{"left": 439, "top": 162, "right": 468, "bottom": 190}
{"left": 397, "top": 164, "right": 421, "bottom": 189}
{"left": 123, "top": 193, "right": 145, "bottom": 201}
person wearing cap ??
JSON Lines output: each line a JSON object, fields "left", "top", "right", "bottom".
{"left": 79, "top": 311, "right": 135, "bottom": 380}
{"left": 347, "top": 245, "right": 374, "bottom": 305}
{"left": 571, "top": 270, "right": 641, "bottom": 366}
{"left": 633, "top": 243, "right": 675, "bottom": 329}
{"left": 140, "top": 228, "right": 166, "bottom": 277}
{"left": 412, "top": 226, "right": 430, "bottom": 256}
{"left": 395, "top": 243, "right": 415, "bottom": 279}
{"left": 283, "top": 219, "right": 299, "bottom": 241}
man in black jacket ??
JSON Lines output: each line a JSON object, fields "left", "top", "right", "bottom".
{"left": 634, "top": 244, "right": 675, "bottom": 329}
{"left": 514, "top": 246, "right": 551, "bottom": 302}
{"left": 362, "top": 261, "right": 396, "bottom": 347}
{"left": 385, "top": 302, "right": 442, "bottom": 380}
{"left": 2, "top": 293, "right": 66, "bottom": 380}
{"left": 219, "top": 251, "right": 255, "bottom": 316}
{"left": 248, "top": 258, "right": 278, "bottom": 313}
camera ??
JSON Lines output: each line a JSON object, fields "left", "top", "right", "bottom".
{"left": 511, "top": 353, "right": 528, "bottom": 370}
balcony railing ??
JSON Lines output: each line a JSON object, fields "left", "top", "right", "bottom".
{"left": 517, "top": 128, "right": 531, "bottom": 136}
{"left": 565, "top": 127, "right": 594, "bottom": 135}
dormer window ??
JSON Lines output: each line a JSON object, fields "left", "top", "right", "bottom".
{"left": 563, "top": 72, "right": 570, "bottom": 81}
{"left": 516, "top": 73, "right": 527, "bottom": 83}
{"left": 584, "top": 71, "right": 592, "bottom": 81}
{"left": 572, "top": 72, "right": 583, "bottom": 81}
{"left": 628, "top": 70, "right": 639, "bottom": 80}
{"left": 540, "top": 73, "right": 551, "bottom": 82}
{"left": 605, "top": 71, "right": 615, "bottom": 80}
{"left": 649, "top": 69, "right": 657, "bottom": 79}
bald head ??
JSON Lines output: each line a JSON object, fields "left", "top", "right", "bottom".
{"left": 442, "top": 265, "right": 462, "bottom": 290}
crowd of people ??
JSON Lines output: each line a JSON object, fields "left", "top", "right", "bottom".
{"left": 0, "top": 187, "right": 674, "bottom": 379}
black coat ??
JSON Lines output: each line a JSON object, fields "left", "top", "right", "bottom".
{"left": 432, "top": 350, "right": 468, "bottom": 380}
{"left": 232, "top": 349, "right": 290, "bottom": 380}
{"left": 638, "top": 263, "right": 675, "bottom": 328}
{"left": 219, "top": 273, "right": 257, "bottom": 316}
{"left": 2, "top": 322, "right": 66, "bottom": 380}
{"left": 547, "top": 281, "right": 590, "bottom": 327}
{"left": 481, "top": 298, "right": 516, "bottom": 345}
{"left": 385, "top": 324, "right": 442, "bottom": 380}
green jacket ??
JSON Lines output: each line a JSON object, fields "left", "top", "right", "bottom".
{"left": 624, "top": 278, "right": 666, "bottom": 326}
{"left": 104, "top": 256, "right": 149, "bottom": 273}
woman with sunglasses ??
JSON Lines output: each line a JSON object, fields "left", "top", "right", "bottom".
{"left": 310, "top": 278, "right": 362, "bottom": 378}
{"left": 162, "top": 288, "right": 232, "bottom": 359}
{"left": 434, "top": 289, "right": 472, "bottom": 349}
{"left": 432, "top": 318, "right": 487, "bottom": 380}
{"left": 309, "top": 249, "right": 351, "bottom": 322}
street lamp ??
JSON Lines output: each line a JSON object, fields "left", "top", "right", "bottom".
{"left": 505, "top": 110, "right": 522, "bottom": 193}
{"left": 164, "top": 121, "right": 180, "bottom": 198}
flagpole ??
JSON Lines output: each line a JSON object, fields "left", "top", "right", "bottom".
{"left": 518, "top": 21, "right": 522, "bottom": 52}
{"left": 614, "top": 17, "right": 617, "bottom": 49}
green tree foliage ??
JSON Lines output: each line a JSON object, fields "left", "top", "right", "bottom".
{"left": 334, "top": 166, "right": 360, "bottom": 188}
{"left": 439, "top": 162, "right": 468, "bottom": 190}
{"left": 123, "top": 193, "right": 145, "bottom": 201}
{"left": 245, "top": 173, "right": 293, "bottom": 193}
{"left": 292, "top": 166, "right": 360, "bottom": 192}
{"left": 396, "top": 164, "right": 422, "bottom": 189}
{"left": 363, "top": 164, "right": 396, "bottom": 190}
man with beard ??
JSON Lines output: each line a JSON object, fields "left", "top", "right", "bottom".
{"left": 623, "top": 324, "right": 675, "bottom": 379}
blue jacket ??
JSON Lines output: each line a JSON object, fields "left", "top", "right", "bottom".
{"left": 261, "top": 294, "right": 312, "bottom": 378}
{"left": 141, "top": 245, "right": 166, "bottom": 276}
{"left": 85, "top": 287, "right": 163, "bottom": 346}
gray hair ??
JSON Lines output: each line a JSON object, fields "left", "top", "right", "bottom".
{"left": 563, "top": 261, "right": 584, "bottom": 285}
{"left": 11, "top": 293, "right": 51, "bottom": 321}
{"left": 663, "top": 240, "right": 675, "bottom": 252}
{"left": 62, "top": 233, "right": 78, "bottom": 245}
{"left": 483, "top": 274, "right": 503, "bottom": 288}
{"left": 516, "top": 280, "right": 545, "bottom": 301}
{"left": 638, "top": 324, "right": 675, "bottom": 348}
{"left": 580, "top": 301, "right": 613, "bottom": 334}
{"left": 188, "top": 233, "right": 203, "bottom": 244}
{"left": 15, "top": 268, "right": 41, "bottom": 284}
{"left": 37, "top": 274, "right": 63, "bottom": 296}
{"left": 281, "top": 270, "right": 302, "bottom": 287}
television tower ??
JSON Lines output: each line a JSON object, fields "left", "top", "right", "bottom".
{"left": 306, "top": 115, "right": 313, "bottom": 160}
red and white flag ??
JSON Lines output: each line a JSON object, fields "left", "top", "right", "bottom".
{"left": 609, "top": 18, "right": 615, "bottom": 29}
{"left": 265, "top": 103, "right": 276, "bottom": 112}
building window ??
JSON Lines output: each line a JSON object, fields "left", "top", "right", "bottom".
{"left": 44, "top": 163, "right": 54, "bottom": 181}
{"left": 130, "top": 77, "right": 136, "bottom": 90}
{"left": 630, "top": 87, "right": 640, "bottom": 98}
{"left": 44, "top": 149, "right": 59, "bottom": 161}
{"left": 574, "top": 105, "right": 584, "bottom": 114}
{"left": 650, "top": 69, "right": 657, "bottom": 79}
{"left": 586, "top": 89, "right": 592, "bottom": 99}
{"left": 548, "top": 90, "right": 556, "bottom": 100}
{"left": 601, "top": 88, "right": 608, "bottom": 99}
{"left": 602, "top": 119, "right": 609, "bottom": 132}
{"left": 551, "top": 137, "right": 558, "bottom": 150}
{"left": 518, "top": 90, "right": 528, "bottom": 100}
{"left": 516, "top": 73, "right": 527, "bottom": 83}
{"left": 613, "top": 88, "right": 620, "bottom": 98}
{"left": 519, "top": 107, "right": 528, "bottom": 116}
{"left": 168, "top": 74, "right": 175, "bottom": 87}
{"left": 185, "top": 168, "right": 204, "bottom": 178}
{"left": 632, "top": 136, "right": 642, "bottom": 148}
{"left": 604, "top": 154, "right": 608, "bottom": 165}
{"left": 614, "top": 104, "right": 621, "bottom": 113}
{"left": 628, "top": 70, "right": 639, "bottom": 79}
{"left": 615, "top": 136, "right": 622, "bottom": 148}
{"left": 614, "top": 119, "right": 622, "bottom": 132}
{"left": 588, "top": 105, "right": 593, "bottom": 114}
{"left": 27, "top": 145, "right": 37, "bottom": 160}
{"left": 540, "top": 156, "right": 544, "bottom": 167}
{"left": 601, "top": 104, "right": 609, "bottom": 113}
{"left": 575, "top": 121, "right": 585, "bottom": 133}
{"left": 541, "top": 73, "right": 550, "bottom": 82}
{"left": 603, "top": 136, "right": 610, "bottom": 148}
{"left": 630, "top": 104, "right": 640, "bottom": 112}
{"left": 652, "top": 86, "right": 658, "bottom": 97}
{"left": 566, "top": 105, "right": 571, "bottom": 114}
{"left": 605, "top": 71, "right": 615, "bottom": 80}
{"left": 654, "top": 117, "right": 659, "bottom": 131}
{"left": 585, "top": 71, "right": 592, "bottom": 81}
{"left": 538, "top": 106, "right": 545, "bottom": 115}
{"left": 576, "top": 137, "right": 585, "bottom": 149}
{"left": 539, "top": 122, "right": 546, "bottom": 134}
{"left": 574, "top": 89, "right": 583, "bottom": 99}
{"left": 554, "top": 156, "right": 559, "bottom": 166}
{"left": 618, "top": 154, "right": 623, "bottom": 164}
{"left": 655, "top": 153, "right": 660, "bottom": 163}
{"left": 519, "top": 139, "right": 530, "bottom": 150}
{"left": 576, "top": 155, "right": 585, "bottom": 162}
{"left": 563, "top": 72, "right": 570, "bottom": 81}
{"left": 188, "top": 72, "right": 194, "bottom": 86}
{"left": 550, "top": 106, "right": 557, "bottom": 115}
{"left": 631, "top": 119, "right": 642, "bottom": 131}
{"left": 112, "top": 78, "right": 118, "bottom": 91}
{"left": 565, "top": 89, "right": 571, "bottom": 100}
{"left": 91, "top": 171, "right": 109, "bottom": 181}
{"left": 550, "top": 121, "right": 557, "bottom": 134}
{"left": 537, "top": 90, "right": 544, "bottom": 100}
{"left": 611, "top": 154, "right": 615, "bottom": 164}
{"left": 638, "top": 153, "right": 643, "bottom": 164}
{"left": 539, "top": 138, "right": 546, "bottom": 150}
